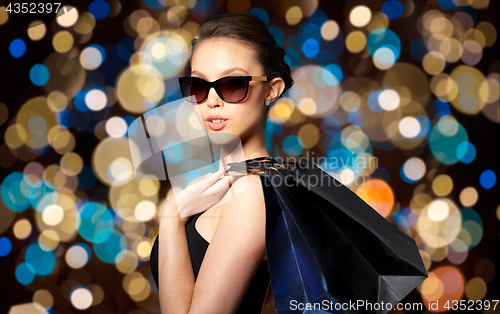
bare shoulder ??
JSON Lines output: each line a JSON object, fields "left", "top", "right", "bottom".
{"left": 188, "top": 174, "right": 267, "bottom": 312}
{"left": 221, "top": 174, "right": 265, "bottom": 217}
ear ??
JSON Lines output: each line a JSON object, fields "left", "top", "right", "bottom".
{"left": 265, "top": 77, "right": 285, "bottom": 104}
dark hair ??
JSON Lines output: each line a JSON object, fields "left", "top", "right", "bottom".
{"left": 190, "top": 12, "right": 294, "bottom": 104}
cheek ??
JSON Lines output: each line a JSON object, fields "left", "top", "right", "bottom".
{"left": 233, "top": 105, "right": 265, "bottom": 127}
{"left": 244, "top": 83, "right": 266, "bottom": 105}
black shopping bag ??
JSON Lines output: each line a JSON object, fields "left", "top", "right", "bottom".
{"left": 258, "top": 155, "right": 427, "bottom": 314}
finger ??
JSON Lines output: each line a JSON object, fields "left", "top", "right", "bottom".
{"left": 206, "top": 164, "right": 231, "bottom": 183}
{"left": 211, "top": 173, "right": 239, "bottom": 191}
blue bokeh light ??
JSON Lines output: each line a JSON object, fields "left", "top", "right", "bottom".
{"left": 283, "top": 136, "right": 303, "bottom": 156}
{"left": 29, "top": 64, "right": 50, "bottom": 86}
{"left": 302, "top": 23, "right": 322, "bottom": 42}
{"left": 435, "top": 99, "right": 451, "bottom": 117}
{"left": 164, "top": 141, "right": 184, "bottom": 163}
{"left": 0, "top": 237, "right": 12, "bottom": 257}
{"left": 479, "top": 169, "right": 496, "bottom": 189}
{"left": 93, "top": 229, "right": 127, "bottom": 264}
{"left": 88, "top": 0, "right": 111, "bottom": 19}
{"left": 268, "top": 26, "right": 284, "bottom": 47}
{"left": 25, "top": 243, "right": 56, "bottom": 276}
{"left": 285, "top": 48, "right": 301, "bottom": 68}
{"left": 302, "top": 38, "right": 319, "bottom": 58}
{"left": 29, "top": 180, "right": 57, "bottom": 212}
{"left": 415, "top": 115, "right": 431, "bottom": 138}
{"left": 323, "top": 64, "right": 342, "bottom": 86}
{"left": 456, "top": 141, "right": 476, "bottom": 164}
{"left": 77, "top": 202, "right": 114, "bottom": 243}
{"left": 409, "top": 38, "right": 428, "bottom": 62}
{"left": 381, "top": 0, "right": 404, "bottom": 20}
{"left": 116, "top": 38, "right": 134, "bottom": 62}
{"left": 367, "top": 28, "right": 402, "bottom": 61}
{"left": 321, "top": 116, "right": 341, "bottom": 135}
{"left": 286, "top": 35, "right": 304, "bottom": 52}
{"left": 249, "top": 8, "right": 269, "bottom": 25}
{"left": 1, "top": 172, "right": 31, "bottom": 212}
{"left": 78, "top": 166, "right": 97, "bottom": 190}
{"left": 16, "top": 262, "right": 36, "bottom": 285}
{"left": 438, "top": 0, "right": 459, "bottom": 10}
{"left": 429, "top": 118, "right": 468, "bottom": 165}
{"left": 367, "top": 91, "right": 383, "bottom": 112}
{"left": 9, "top": 38, "right": 26, "bottom": 58}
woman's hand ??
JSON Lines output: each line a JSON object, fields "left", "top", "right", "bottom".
{"left": 160, "top": 155, "right": 240, "bottom": 226}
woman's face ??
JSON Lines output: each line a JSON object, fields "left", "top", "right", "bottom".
{"left": 190, "top": 37, "right": 269, "bottom": 144}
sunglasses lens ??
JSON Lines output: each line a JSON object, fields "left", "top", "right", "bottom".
{"left": 180, "top": 78, "right": 207, "bottom": 103}
{"left": 217, "top": 78, "right": 248, "bottom": 102}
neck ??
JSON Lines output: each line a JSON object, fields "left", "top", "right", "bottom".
{"left": 218, "top": 128, "right": 269, "bottom": 168}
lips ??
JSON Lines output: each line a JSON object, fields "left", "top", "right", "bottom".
{"left": 207, "top": 114, "right": 227, "bottom": 122}
{"left": 206, "top": 114, "right": 228, "bottom": 130}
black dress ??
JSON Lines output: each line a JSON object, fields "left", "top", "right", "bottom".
{"left": 150, "top": 209, "right": 271, "bottom": 313}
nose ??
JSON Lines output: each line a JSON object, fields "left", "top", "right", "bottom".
{"left": 206, "top": 86, "right": 224, "bottom": 108}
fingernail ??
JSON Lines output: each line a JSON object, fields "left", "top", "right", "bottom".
{"left": 225, "top": 165, "right": 231, "bottom": 171}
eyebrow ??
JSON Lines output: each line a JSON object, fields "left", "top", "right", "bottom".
{"left": 191, "top": 67, "right": 249, "bottom": 77}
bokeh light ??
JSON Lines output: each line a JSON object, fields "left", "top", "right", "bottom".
{"left": 1, "top": 1, "right": 498, "bottom": 312}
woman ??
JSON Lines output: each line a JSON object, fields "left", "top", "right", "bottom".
{"left": 149, "top": 11, "right": 428, "bottom": 314}
{"left": 151, "top": 11, "right": 293, "bottom": 314}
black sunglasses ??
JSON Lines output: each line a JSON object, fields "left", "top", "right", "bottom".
{"left": 178, "top": 75, "right": 268, "bottom": 104}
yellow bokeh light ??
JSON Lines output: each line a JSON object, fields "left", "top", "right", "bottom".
{"left": 321, "top": 20, "right": 339, "bottom": 41}
{"left": 42, "top": 204, "right": 64, "bottom": 226}
{"left": 27, "top": 21, "right": 46, "bottom": 41}
{"left": 350, "top": 6, "right": 372, "bottom": 28}
{"left": 33, "top": 289, "right": 54, "bottom": 310}
{"left": 57, "top": 5, "right": 79, "bottom": 27}
{"left": 459, "top": 186, "right": 478, "bottom": 207}
{"left": 4, "top": 124, "right": 27, "bottom": 149}
{"left": 38, "top": 229, "right": 60, "bottom": 251}
{"left": 73, "top": 12, "right": 96, "bottom": 35}
{"left": 366, "top": 12, "right": 389, "bottom": 32}
{"left": 346, "top": 31, "right": 367, "bottom": 53}
{"left": 53, "top": 31, "right": 74, "bottom": 53}
{"left": 340, "top": 91, "right": 361, "bottom": 112}
{"left": 428, "top": 200, "right": 449, "bottom": 222}
{"left": 0, "top": 6, "right": 8, "bottom": 25}
{"left": 465, "top": 277, "right": 487, "bottom": 301}
{"left": 432, "top": 174, "right": 453, "bottom": 196}
{"left": 134, "top": 200, "right": 156, "bottom": 222}
{"left": 47, "top": 91, "right": 69, "bottom": 112}
{"left": 423, "top": 51, "right": 446, "bottom": 75}
{"left": 136, "top": 240, "right": 152, "bottom": 259}
{"left": 139, "top": 179, "right": 160, "bottom": 197}
{"left": 13, "top": 219, "right": 32, "bottom": 239}
{"left": 297, "top": 124, "right": 319, "bottom": 149}
{"left": 476, "top": 21, "right": 497, "bottom": 47}
{"left": 116, "top": 250, "right": 139, "bottom": 274}
{"left": 298, "top": 97, "right": 317, "bottom": 116}
{"left": 60, "top": 152, "right": 84, "bottom": 176}
{"left": 285, "top": 6, "right": 302, "bottom": 25}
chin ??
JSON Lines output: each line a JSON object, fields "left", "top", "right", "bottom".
{"left": 206, "top": 130, "right": 241, "bottom": 146}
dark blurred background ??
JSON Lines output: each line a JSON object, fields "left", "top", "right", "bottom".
{"left": 0, "top": 0, "right": 499, "bottom": 313}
